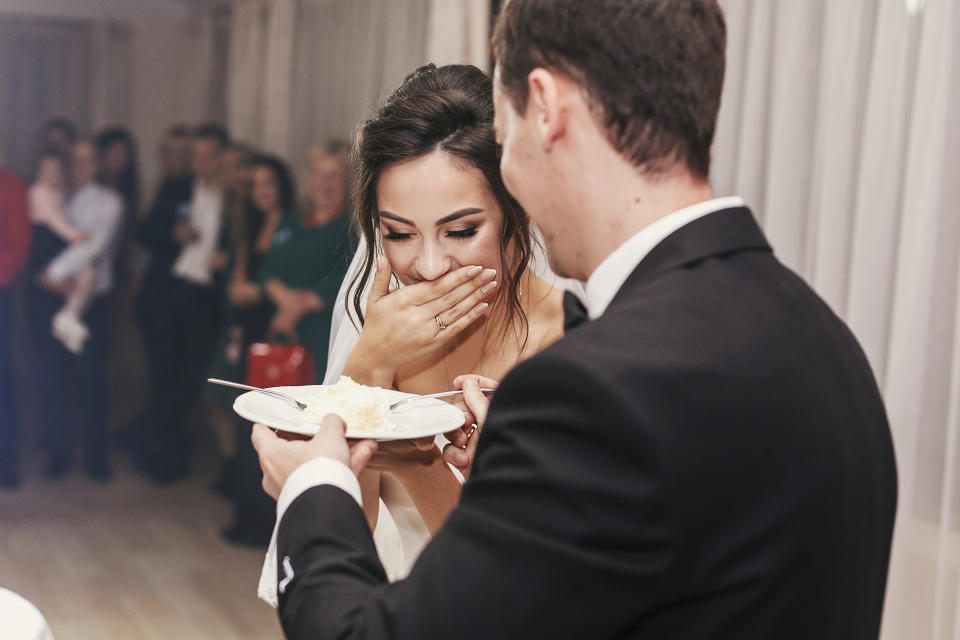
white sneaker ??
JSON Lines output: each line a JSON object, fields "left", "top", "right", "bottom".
{"left": 52, "top": 310, "right": 89, "bottom": 355}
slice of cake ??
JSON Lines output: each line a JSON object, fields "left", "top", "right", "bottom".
{"left": 304, "top": 376, "right": 388, "bottom": 432}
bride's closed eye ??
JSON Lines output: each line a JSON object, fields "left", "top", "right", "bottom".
{"left": 383, "top": 227, "right": 413, "bottom": 241}
{"left": 446, "top": 225, "right": 479, "bottom": 239}
{"left": 382, "top": 224, "right": 480, "bottom": 242}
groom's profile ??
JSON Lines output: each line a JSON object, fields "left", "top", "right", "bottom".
{"left": 253, "top": 1, "right": 898, "bottom": 638}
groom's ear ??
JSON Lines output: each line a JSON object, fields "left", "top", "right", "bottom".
{"left": 526, "top": 68, "right": 568, "bottom": 153}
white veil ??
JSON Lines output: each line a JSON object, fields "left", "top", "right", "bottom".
{"left": 323, "top": 223, "right": 585, "bottom": 384}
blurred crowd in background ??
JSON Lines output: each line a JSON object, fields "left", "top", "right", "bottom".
{"left": 0, "top": 118, "right": 355, "bottom": 546}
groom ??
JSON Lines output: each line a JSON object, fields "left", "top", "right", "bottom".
{"left": 252, "top": 1, "right": 898, "bottom": 637}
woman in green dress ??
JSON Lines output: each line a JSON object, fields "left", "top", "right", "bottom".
{"left": 258, "top": 144, "right": 354, "bottom": 380}
{"left": 224, "top": 147, "right": 354, "bottom": 545}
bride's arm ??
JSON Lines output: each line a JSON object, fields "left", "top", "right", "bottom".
{"left": 386, "top": 448, "right": 463, "bottom": 534}
{"left": 358, "top": 470, "right": 381, "bottom": 531}
{"left": 342, "top": 346, "right": 398, "bottom": 389}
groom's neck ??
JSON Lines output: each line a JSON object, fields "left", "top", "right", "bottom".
{"left": 566, "top": 150, "right": 715, "bottom": 280}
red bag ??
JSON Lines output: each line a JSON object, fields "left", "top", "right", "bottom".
{"left": 245, "top": 342, "right": 314, "bottom": 388}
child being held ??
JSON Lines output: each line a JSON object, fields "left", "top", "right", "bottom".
{"left": 30, "top": 150, "right": 97, "bottom": 354}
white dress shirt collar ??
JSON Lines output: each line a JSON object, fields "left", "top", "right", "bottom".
{"left": 584, "top": 196, "right": 745, "bottom": 319}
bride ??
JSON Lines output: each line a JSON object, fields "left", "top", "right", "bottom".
{"left": 261, "top": 64, "right": 578, "bottom": 597}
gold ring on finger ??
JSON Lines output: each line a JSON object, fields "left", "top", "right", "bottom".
{"left": 435, "top": 315, "right": 447, "bottom": 330}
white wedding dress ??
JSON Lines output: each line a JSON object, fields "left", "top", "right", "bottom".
{"left": 259, "top": 227, "right": 583, "bottom": 603}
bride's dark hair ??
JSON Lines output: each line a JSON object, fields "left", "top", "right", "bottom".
{"left": 349, "top": 63, "right": 532, "bottom": 346}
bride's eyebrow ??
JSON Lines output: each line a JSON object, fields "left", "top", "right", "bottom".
{"left": 379, "top": 208, "right": 485, "bottom": 227}
{"left": 435, "top": 208, "right": 484, "bottom": 226}
{"left": 379, "top": 211, "right": 415, "bottom": 225}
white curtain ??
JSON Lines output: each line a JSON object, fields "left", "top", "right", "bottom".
{"left": 89, "top": 21, "right": 133, "bottom": 131}
{"left": 714, "top": 0, "right": 960, "bottom": 637}
{"left": 226, "top": 0, "right": 270, "bottom": 147}
{"left": 288, "top": 0, "right": 431, "bottom": 174}
{"left": 426, "top": 0, "right": 491, "bottom": 71}
{"left": 0, "top": 14, "right": 135, "bottom": 176}
{"left": 175, "top": 5, "right": 230, "bottom": 125}
{"left": 223, "top": 0, "right": 489, "bottom": 173}
{"left": 0, "top": 17, "right": 82, "bottom": 174}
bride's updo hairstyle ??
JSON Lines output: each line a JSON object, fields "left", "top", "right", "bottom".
{"left": 349, "top": 63, "right": 532, "bottom": 345}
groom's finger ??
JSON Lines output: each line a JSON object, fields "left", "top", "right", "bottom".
{"left": 459, "top": 377, "right": 490, "bottom": 426}
{"left": 251, "top": 422, "right": 279, "bottom": 454}
{"left": 348, "top": 440, "right": 378, "bottom": 476}
{"left": 453, "top": 374, "right": 500, "bottom": 391}
{"left": 313, "top": 413, "right": 347, "bottom": 439}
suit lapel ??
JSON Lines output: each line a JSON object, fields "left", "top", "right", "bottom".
{"left": 608, "top": 207, "right": 772, "bottom": 309}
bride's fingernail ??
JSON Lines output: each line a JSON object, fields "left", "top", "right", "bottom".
{"left": 467, "top": 265, "right": 482, "bottom": 277}
{"left": 480, "top": 268, "right": 496, "bottom": 281}
{"left": 481, "top": 281, "right": 498, "bottom": 295}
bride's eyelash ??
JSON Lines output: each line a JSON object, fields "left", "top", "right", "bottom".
{"left": 383, "top": 227, "right": 413, "bottom": 241}
{"left": 382, "top": 224, "right": 479, "bottom": 241}
{"left": 447, "top": 226, "right": 478, "bottom": 239}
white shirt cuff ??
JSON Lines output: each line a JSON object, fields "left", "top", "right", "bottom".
{"left": 276, "top": 456, "right": 363, "bottom": 524}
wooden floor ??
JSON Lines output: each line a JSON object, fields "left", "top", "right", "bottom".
{"left": 0, "top": 456, "right": 283, "bottom": 639}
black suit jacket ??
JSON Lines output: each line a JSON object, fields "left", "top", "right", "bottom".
{"left": 277, "top": 207, "right": 897, "bottom": 639}
{"left": 134, "top": 176, "right": 192, "bottom": 315}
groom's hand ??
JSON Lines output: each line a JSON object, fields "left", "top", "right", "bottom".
{"left": 251, "top": 416, "right": 378, "bottom": 500}
{"left": 442, "top": 375, "right": 498, "bottom": 480}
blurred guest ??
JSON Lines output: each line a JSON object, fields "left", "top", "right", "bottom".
{"left": 0, "top": 162, "right": 31, "bottom": 489}
{"left": 262, "top": 143, "right": 353, "bottom": 380}
{"left": 136, "top": 123, "right": 230, "bottom": 483}
{"left": 29, "top": 139, "right": 123, "bottom": 479}
{"left": 222, "top": 150, "right": 353, "bottom": 546}
{"left": 96, "top": 128, "right": 141, "bottom": 297}
{"left": 95, "top": 128, "right": 139, "bottom": 223}
{"left": 158, "top": 124, "right": 194, "bottom": 181}
{"left": 38, "top": 118, "right": 78, "bottom": 157}
{"left": 204, "top": 143, "right": 274, "bottom": 496}
{"left": 29, "top": 150, "right": 97, "bottom": 354}
{"left": 122, "top": 130, "right": 196, "bottom": 456}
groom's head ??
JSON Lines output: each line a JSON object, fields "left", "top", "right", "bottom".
{"left": 491, "top": 0, "right": 726, "bottom": 279}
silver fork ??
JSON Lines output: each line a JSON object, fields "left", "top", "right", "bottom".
{"left": 388, "top": 388, "right": 496, "bottom": 412}
{"left": 207, "top": 378, "right": 307, "bottom": 410}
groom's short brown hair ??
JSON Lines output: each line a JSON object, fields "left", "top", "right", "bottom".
{"left": 492, "top": 0, "right": 726, "bottom": 180}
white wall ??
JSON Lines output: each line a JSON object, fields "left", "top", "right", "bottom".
{"left": 0, "top": 0, "right": 196, "bottom": 198}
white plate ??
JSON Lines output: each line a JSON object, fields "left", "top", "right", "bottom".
{"left": 232, "top": 384, "right": 465, "bottom": 440}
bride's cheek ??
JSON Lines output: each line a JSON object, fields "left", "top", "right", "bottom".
{"left": 471, "top": 231, "right": 503, "bottom": 271}
{"left": 384, "top": 247, "right": 411, "bottom": 281}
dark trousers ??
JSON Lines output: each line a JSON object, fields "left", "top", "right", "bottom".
{"left": 227, "top": 414, "right": 277, "bottom": 543}
{"left": 124, "top": 282, "right": 173, "bottom": 450}
{"left": 142, "top": 279, "right": 220, "bottom": 473}
{"left": 32, "top": 292, "right": 110, "bottom": 468}
{"left": 0, "top": 288, "right": 19, "bottom": 476}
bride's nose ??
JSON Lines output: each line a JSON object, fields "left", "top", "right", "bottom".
{"left": 415, "top": 242, "right": 453, "bottom": 281}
